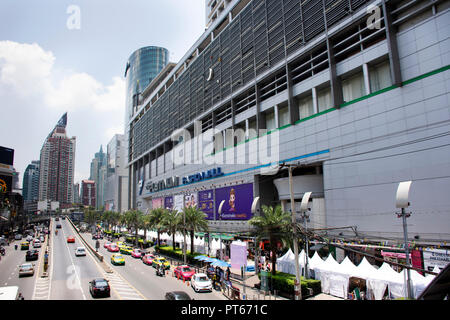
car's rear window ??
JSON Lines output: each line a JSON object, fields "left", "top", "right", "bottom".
{"left": 96, "top": 281, "right": 108, "bottom": 287}
{"left": 198, "top": 276, "right": 208, "bottom": 281}
{"left": 182, "top": 267, "right": 192, "bottom": 272}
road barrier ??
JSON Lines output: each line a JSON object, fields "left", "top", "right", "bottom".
{"left": 66, "top": 217, "right": 103, "bottom": 262}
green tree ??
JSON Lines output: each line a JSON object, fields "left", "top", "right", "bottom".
{"left": 124, "top": 210, "right": 144, "bottom": 246}
{"left": 183, "top": 206, "right": 209, "bottom": 254}
{"left": 249, "top": 205, "right": 292, "bottom": 275}
{"left": 162, "top": 209, "right": 181, "bottom": 251}
{"left": 148, "top": 208, "right": 166, "bottom": 246}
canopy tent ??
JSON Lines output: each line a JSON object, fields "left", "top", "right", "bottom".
{"left": 366, "top": 262, "right": 403, "bottom": 300}
{"left": 308, "top": 251, "right": 325, "bottom": 278}
{"left": 316, "top": 255, "right": 352, "bottom": 299}
{"left": 276, "top": 249, "right": 306, "bottom": 276}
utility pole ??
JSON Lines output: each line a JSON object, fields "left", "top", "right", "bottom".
{"left": 286, "top": 164, "right": 302, "bottom": 300}
{"left": 395, "top": 181, "right": 414, "bottom": 299}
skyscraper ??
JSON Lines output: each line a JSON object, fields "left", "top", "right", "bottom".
{"left": 90, "top": 145, "right": 106, "bottom": 210}
{"left": 38, "top": 113, "right": 76, "bottom": 209}
{"left": 23, "top": 160, "right": 40, "bottom": 201}
{"left": 104, "top": 134, "right": 128, "bottom": 212}
{"left": 81, "top": 180, "right": 96, "bottom": 207}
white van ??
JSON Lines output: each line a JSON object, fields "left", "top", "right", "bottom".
{"left": 0, "top": 286, "right": 20, "bottom": 300}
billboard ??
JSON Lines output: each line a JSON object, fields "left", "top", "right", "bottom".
{"left": 152, "top": 197, "right": 163, "bottom": 209}
{"left": 164, "top": 196, "right": 173, "bottom": 210}
{"left": 0, "top": 146, "right": 14, "bottom": 166}
{"left": 198, "top": 189, "right": 214, "bottom": 220}
{"left": 0, "top": 174, "right": 12, "bottom": 194}
{"left": 173, "top": 194, "right": 184, "bottom": 212}
{"left": 184, "top": 192, "right": 198, "bottom": 209}
{"left": 215, "top": 183, "right": 254, "bottom": 220}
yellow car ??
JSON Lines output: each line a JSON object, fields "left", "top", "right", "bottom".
{"left": 116, "top": 241, "right": 125, "bottom": 247}
{"left": 153, "top": 257, "right": 170, "bottom": 270}
{"left": 111, "top": 254, "right": 125, "bottom": 265}
{"left": 119, "top": 246, "right": 133, "bottom": 255}
{"left": 20, "top": 241, "right": 30, "bottom": 250}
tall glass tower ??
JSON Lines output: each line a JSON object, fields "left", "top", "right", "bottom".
{"left": 124, "top": 46, "right": 169, "bottom": 123}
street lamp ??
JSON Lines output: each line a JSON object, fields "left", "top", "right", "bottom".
{"left": 395, "top": 180, "right": 414, "bottom": 299}
{"left": 300, "top": 191, "right": 312, "bottom": 279}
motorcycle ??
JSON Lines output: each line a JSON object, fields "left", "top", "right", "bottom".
{"left": 0, "top": 247, "right": 5, "bottom": 256}
{"left": 155, "top": 267, "right": 165, "bottom": 277}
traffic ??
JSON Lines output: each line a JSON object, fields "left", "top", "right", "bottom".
{"left": 0, "top": 217, "right": 227, "bottom": 300}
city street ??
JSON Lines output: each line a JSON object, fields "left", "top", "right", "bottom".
{"left": 0, "top": 219, "right": 227, "bottom": 300}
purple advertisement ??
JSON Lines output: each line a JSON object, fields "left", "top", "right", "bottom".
{"left": 164, "top": 196, "right": 173, "bottom": 210}
{"left": 198, "top": 190, "right": 214, "bottom": 220}
{"left": 215, "top": 183, "right": 254, "bottom": 220}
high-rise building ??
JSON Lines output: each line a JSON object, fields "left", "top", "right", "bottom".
{"left": 73, "top": 182, "right": 80, "bottom": 204}
{"left": 22, "top": 160, "right": 40, "bottom": 212}
{"left": 104, "top": 134, "right": 128, "bottom": 212}
{"left": 127, "top": 0, "right": 450, "bottom": 251}
{"left": 38, "top": 113, "right": 76, "bottom": 209}
{"left": 81, "top": 180, "right": 96, "bottom": 207}
{"left": 90, "top": 145, "right": 106, "bottom": 210}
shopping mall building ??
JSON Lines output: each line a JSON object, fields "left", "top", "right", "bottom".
{"left": 126, "top": 0, "right": 450, "bottom": 257}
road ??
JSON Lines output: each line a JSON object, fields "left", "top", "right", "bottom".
{"left": 0, "top": 218, "right": 227, "bottom": 300}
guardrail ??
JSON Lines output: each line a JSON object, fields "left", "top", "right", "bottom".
{"left": 66, "top": 217, "right": 103, "bottom": 262}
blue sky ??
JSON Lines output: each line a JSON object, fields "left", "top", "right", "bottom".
{"left": 0, "top": 0, "right": 205, "bottom": 186}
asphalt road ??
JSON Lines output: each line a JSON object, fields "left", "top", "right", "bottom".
{"left": 50, "top": 219, "right": 114, "bottom": 300}
{"left": 0, "top": 238, "right": 40, "bottom": 300}
{"left": 1, "top": 219, "right": 228, "bottom": 300}
{"left": 80, "top": 225, "right": 227, "bottom": 300}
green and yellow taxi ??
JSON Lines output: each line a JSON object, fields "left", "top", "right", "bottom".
{"left": 20, "top": 241, "right": 30, "bottom": 250}
{"left": 153, "top": 257, "right": 170, "bottom": 270}
{"left": 111, "top": 254, "right": 125, "bottom": 265}
{"left": 116, "top": 241, "right": 125, "bottom": 247}
{"left": 119, "top": 245, "right": 133, "bottom": 255}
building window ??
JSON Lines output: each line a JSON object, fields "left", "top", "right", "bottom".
{"left": 298, "top": 93, "right": 314, "bottom": 119}
{"left": 248, "top": 118, "right": 257, "bottom": 139}
{"left": 278, "top": 104, "right": 290, "bottom": 127}
{"left": 317, "top": 86, "right": 332, "bottom": 112}
{"left": 369, "top": 60, "right": 392, "bottom": 92}
{"left": 342, "top": 70, "right": 366, "bottom": 103}
{"left": 265, "top": 109, "right": 276, "bottom": 131}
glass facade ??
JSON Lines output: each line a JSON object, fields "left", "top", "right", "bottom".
{"left": 124, "top": 46, "right": 169, "bottom": 123}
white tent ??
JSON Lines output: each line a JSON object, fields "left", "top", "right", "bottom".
{"left": 366, "top": 262, "right": 403, "bottom": 300}
{"left": 308, "top": 252, "right": 324, "bottom": 278}
{"left": 399, "top": 269, "right": 434, "bottom": 299}
{"left": 353, "top": 257, "right": 378, "bottom": 279}
{"left": 276, "top": 249, "right": 306, "bottom": 276}
{"left": 316, "top": 255, "right": 349, "bottom": 299}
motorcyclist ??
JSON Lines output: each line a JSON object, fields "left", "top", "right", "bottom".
{"left": 55, "top": 230, "right": 58, "bottom": 235}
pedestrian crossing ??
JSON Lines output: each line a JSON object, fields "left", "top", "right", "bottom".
{"left": 104, "top": 272, "right": 145, "bottom": 300}
{"left": 32, "top": 276, "right": 51, "bottom": 300}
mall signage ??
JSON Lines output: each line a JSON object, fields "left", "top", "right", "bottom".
{"left": 144, "top": 167, "right": 223, "bottom": 193}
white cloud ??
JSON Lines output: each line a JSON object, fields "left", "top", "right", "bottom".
{"left": 0, "top": 41, "right": 125, "bottom": 185}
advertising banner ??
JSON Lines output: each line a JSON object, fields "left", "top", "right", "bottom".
{"left": 423, "top": 248, "right": 450, "bottom": 272}
{"left": 164, "top": 196, "right": 173, "bottom": 210}
{"left": 173, "top": 194, "right": 184, "bottom": 212}
{"left": 215, "top": 183, "right": 253, "bottom": 220}
{"left": 184, "top": 192, "right": 198, "bottom": 209}
{"left": 0, "top": 174, "right": 12, "bottom": 193}
{"left": 198, "top": 189, "right": 214, "bottom": 220}
{"left": 230, "top": 241, "right": 248, "bottom": 269}
{"left": 152, "top": 197, "right": 163, "bottom": 209}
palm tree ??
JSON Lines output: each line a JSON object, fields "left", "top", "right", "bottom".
{"left": 124, "top": 210, "right": 144, "bottom": 247}
{"left": 249, "top": 205, "right": 292, "bottom": 275}
{"left": 183, "top": 206, "right": 209, "bottom": 254}
{"left": 140, "top": 212, "right": 152, "bottom": 248}
{"left": 162, "top": 209, "right": 181, "bottom": 251}
{"left": 148, "top": 208, "right": 166, "bottom": 246}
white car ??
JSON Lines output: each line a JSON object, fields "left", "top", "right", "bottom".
{"left": 33, "top": 240, "right": 41, "bottom": 248}
{"left": 14, "top": 234, "right": 22, "bottom": 240}
{"left": 191, "top": 273, "right": 213, "bottom": 293}
{"left": 18, "top": 263, "right": 35, "bottom": 277}
{"left": 26, "top": 235, "right": 33, "bottom": 242}
{"left": 75, "top": 247, "right": 86, "bottom": 256}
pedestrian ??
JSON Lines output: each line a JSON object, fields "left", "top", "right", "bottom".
{"left": 15, "top": 244, "right": 18, "bottom": 250}
{"left": 226, "top": 267, "right": 231, "bottom": 281}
